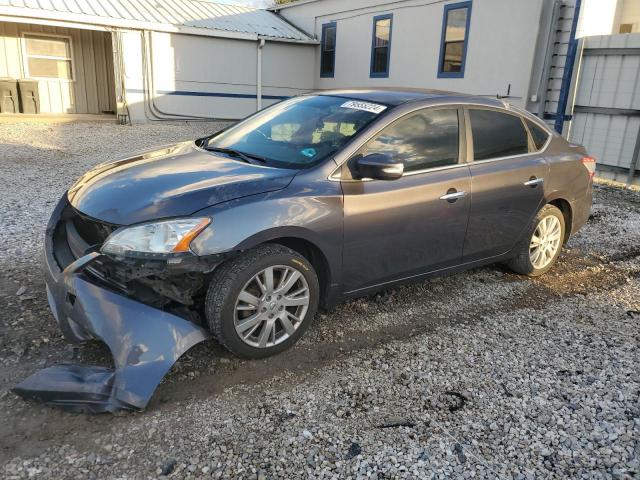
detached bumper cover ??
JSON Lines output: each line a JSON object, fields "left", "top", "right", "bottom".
{"left": 14, "top": 197, "right": 211, "bottom": 413}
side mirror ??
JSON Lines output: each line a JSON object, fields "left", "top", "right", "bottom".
{"left": 356, "top": 153, "right": 404, "bottom": 180}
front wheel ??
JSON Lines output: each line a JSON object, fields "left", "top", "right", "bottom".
{"left": 506, "top": 204, "right": 565, "bottom": 276}
{"left": 205, "top": 244, "right": 319, "bottom": 359}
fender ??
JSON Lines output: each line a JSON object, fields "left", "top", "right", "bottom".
{"left": 234, "top": 225, "right": 330, "bottom": 251}
{"left": 543, "top": 190, "right": 590, "bottom": 237}
{"left": 190, "top": 183, "right": 344, "bottom": 298}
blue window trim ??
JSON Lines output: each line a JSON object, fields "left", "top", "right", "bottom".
{"left": 437, "top": 1, "right": 472, "bottom": 79}
{"left": 320, "top": 21, "right": 337, "bottom": 78}
{"left": 369, "top": 13, "right": 393, "bottom": 78}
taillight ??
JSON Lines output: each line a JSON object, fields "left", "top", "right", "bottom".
{"left": 581, "top": 156, "right": 596, "bottom": 178}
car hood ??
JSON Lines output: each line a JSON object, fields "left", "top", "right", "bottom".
{"left": 67, "top": 142, "right": 296, "bottom": 225}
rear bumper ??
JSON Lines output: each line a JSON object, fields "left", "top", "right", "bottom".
{"left": 14, "top": 195, "right": 211, "bottom": 413}
{"left": 571, "top": 182, "right": 593, "bottom": 234}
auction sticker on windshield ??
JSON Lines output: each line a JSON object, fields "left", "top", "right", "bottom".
{"left": 340, "top": 100, "right": 387, "bottom": 114}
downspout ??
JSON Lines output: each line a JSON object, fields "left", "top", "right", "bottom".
{"left": 554, "top": 0, "right": 582, "bottom": 134}
{"left": 257, "top": 38, "right": 266, "bottom": 111}
{"left": 564, "top": 37, "right": 584, "bottom": 140}
{"left": 110, "top": 30, "right": 130, "bottom": 125}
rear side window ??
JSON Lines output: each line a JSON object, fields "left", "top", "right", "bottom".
{"left": 363, "top": 108, "right": 459, "bottom": 173}
{"left": 469, "top": 109, "right": 529, "bottom": 160}
{"left": 526, "top": 120, "right": 551, "bottom": 151}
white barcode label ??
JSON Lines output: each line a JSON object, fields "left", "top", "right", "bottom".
{"left": 340, "top": 100, "right": 387, "bottom": 114}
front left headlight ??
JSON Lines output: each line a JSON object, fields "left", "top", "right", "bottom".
{"left": 102, "top": 217, "right": 211, "bottom": 256}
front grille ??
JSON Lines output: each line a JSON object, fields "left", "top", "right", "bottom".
{"left": 52, "top": 203, "right": 118, "bottom": 269}
{"left": 70, "top": 210, "right": 114, "bottom": 247}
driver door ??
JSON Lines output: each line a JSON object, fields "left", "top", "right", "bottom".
{"left": 340, "top": 106, "right": 471, "bottom": 293}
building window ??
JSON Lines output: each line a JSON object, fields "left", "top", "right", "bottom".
{"left": 320, "top": 22, "right": 337, "bottom": 78}
{"left": 23, "top": 34, "right": 73, "bottom": 80}
{"left": 438, "top": 2, "right": 472, "bottom": 78}
{"left": 370, "top": 14, "right": 392, "bottom": 78}
{"left": 619, "top": 23, "right": 635, "bottom": 33}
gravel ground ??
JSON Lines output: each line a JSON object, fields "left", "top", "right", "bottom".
{"left": 0, "top": 121, "right": 639, "bottom": 479}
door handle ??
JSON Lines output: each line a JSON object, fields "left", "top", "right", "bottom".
{"left": 439, "top": 189, "right": 467, "bottom": 203}
{"left": 524, "top": 177, "right": 544, "bottom": 187}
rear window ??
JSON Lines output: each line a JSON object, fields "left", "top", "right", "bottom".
{"left": 526, "top": 120, "right": 551, "bottom": 151}
{"left": 469, "top": 109, "right": 529, "bottom": 160}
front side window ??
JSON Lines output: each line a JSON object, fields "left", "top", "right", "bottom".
{"left": 320, "top": 22, "right": 337, "bottom": 78}
{"left": 370, "top": 14, "right": 392, "bottom": 78}
{"left": 23, "top": 34, "right": 73, "bottom": 80}
{"left": 469, "top": 109, "right": 529, "bottom": 160}
{"left": 205, "top": 95, "right": 387, "bottom": 169}
{"left": 438, "top": 2, "right": 472, "bottom": 78}
{"left": 362, "top": 108, "right": 460, "bottom": 173}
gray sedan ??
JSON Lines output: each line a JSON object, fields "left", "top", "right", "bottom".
{"left": 17, "top": 89, "right": 593, "bottom": 412}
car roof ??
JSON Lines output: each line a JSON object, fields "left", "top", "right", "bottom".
{"left": 312, "top": 88, "right": 507, "bottom": 108}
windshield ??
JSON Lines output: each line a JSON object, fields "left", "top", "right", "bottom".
{"left": 204, "top": 95, "right": 388, "bottom": 168}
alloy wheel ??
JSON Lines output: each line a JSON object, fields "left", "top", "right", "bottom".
{"left": 233, "top": 265, "right": 310, "bottom": 348}
{"left": 529, "top": 215, "right": 562, "bottom": 270}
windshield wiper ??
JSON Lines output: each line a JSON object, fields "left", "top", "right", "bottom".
{"left": 204, "top": 146, "right": 266, "bottom": 164}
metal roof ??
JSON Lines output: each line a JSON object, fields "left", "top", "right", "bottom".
{"left": 0, "top": 0, "right": 314, "bottom": 42}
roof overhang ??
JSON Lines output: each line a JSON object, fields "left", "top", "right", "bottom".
{"left": 0, "top": 6, "right": 319, "bottom": 44}
{"left": 269, "top": 0, "right": 324, "bottom": 11}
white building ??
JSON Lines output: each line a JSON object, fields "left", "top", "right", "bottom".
{"left": 0, "top": 0, "right": 317, "bottom": 122}
{"left": 274, "top": 0, "right": 637, "bottom": 129}
{"left": 275, "top": 0, "right": 549, "bottom": 111}
{"left": 275, "top": 0, "right": 640, "bottom": 184}
{"left": 0, "top": 0, "right": 639, "bottom": 182}
{"left": 0, "top": 0, "right": 636, "bottom": 124}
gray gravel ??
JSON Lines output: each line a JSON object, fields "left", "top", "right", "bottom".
{"left": 0, "top": 121, "right": 639, "bottom": 479}
{"left": 0, "top": 120, "right": 228, "bottom": 267}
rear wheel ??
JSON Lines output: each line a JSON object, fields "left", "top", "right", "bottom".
{"left": 205, "top": 244, "right": 319, "bottom": 359}
{"left": 506, "top": 204, "right": 565, "bottom": 276}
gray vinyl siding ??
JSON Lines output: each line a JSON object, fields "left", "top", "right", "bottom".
{"left": 569, "top": 33, "right": 640, "bottom": 172}
{"left": 0, "top": 21, "right": 115, "bottom": 114}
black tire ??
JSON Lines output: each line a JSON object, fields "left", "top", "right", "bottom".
{"left": 205, "top": 244, "right": 319, "bottom": 359}
{"left": 506, "top": 204, "right": 566, "bottom": 277}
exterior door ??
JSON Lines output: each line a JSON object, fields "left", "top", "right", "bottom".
{"left": 462, "top": 107, "right": 549, "bottom": 262}
{"left": 341, "top": 107, "right": 471, "bottom": 292}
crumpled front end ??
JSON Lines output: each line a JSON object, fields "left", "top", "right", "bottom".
{"left": 13, "top": 195, "right": 213, "bottom": 413}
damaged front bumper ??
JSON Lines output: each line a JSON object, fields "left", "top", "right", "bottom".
{"left": 13, "top": 196, "right": 213, "bottom": 413}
